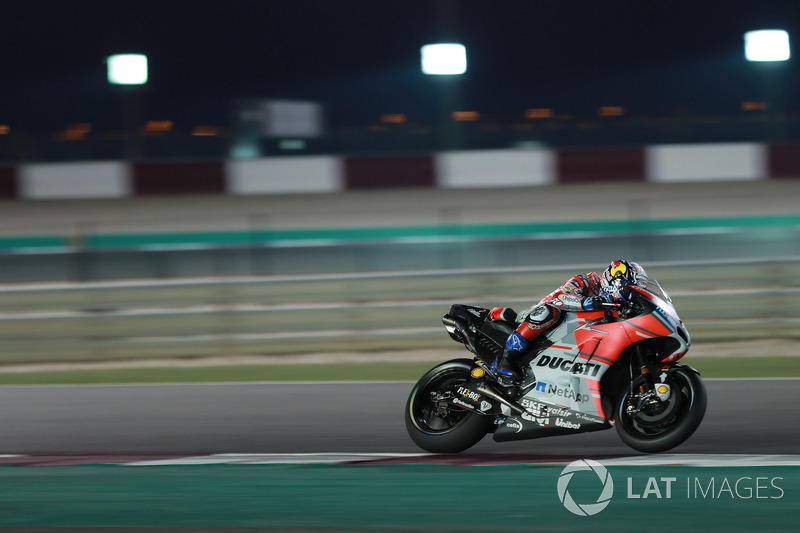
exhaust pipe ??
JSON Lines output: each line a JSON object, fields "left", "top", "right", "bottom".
{"left": 476, "top": 383, "right": 526, "bottom": 415}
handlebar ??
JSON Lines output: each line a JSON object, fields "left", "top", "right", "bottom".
{"left": 600, "top": 298, "right": 642, "bottom": 319}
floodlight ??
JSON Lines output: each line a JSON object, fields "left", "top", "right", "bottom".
{"left": 744, "top": 30, "right": 790, "bottom": 62}
{"left": 421, "top": 43, "right": 467, "bottom": 75}
{"left": 107, "top": 54, "right": 149, "bottom": 85}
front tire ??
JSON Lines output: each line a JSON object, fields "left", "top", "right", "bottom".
{"left": 405, "top": 359, "right": 493, "bottom": 453}
{"left": 615, "top": 366, "right": 707, "bottom": 453}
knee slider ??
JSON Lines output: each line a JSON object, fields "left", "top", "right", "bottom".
{"left": 527, "top": 305, "right": 554, "bottom": 325}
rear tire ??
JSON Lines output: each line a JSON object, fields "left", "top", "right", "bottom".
{"left": 615, "top": 366, "right": 707, "bottom": 453}
{"left": 404, "top": 359, "right": 492, "bottom": 453}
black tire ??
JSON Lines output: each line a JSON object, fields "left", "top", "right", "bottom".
{"left": 615, "top": 366, "right": 707, "bottom": 453}
{"left": 404, "top": 359, "right": 493, "bottom": 453}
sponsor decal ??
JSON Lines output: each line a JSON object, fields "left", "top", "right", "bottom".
{"left": 654, "top": 383, "right": 672, "bottom": 401}
{"left": 609, "top": 262, "right": 627, "bottom": 277}
{"left": 532, "top": 381, "right": 590, "bottom": 403}
{"left": 479, "top": 400, "right": 493, "bottom": 412}
{"left": 521, "top": 398, "right": 547, "bottom": 414}
{"left": 451, "top": 397, "right": 475, "bottom": 410}
{"left": 522, "top": 399, "right": 606, "bottom": 425}
{"left": 546, "top": 406, "right": 570, "bottom": 418}
{"left": 535, "top": 355, "right": 601, "bottom": 377}
{"left": 525, "top": 321, "right": 548, "bottom": 331}
{"left": 559, "top": 294, "right": 583, "bottom": 309}
{"left": 457, "top": 386, "right": 481, "bottom": 402}
{"left": 555, "top": 418, "right": 581, "bottom": 429}
{"left": 654, "top": 305, "right": 679, "bottom": 329}
{"left": 466, "top": 308, "right": 484, "bottom": 317}
{"left": 521, "top": 413, "right": 549, "bottom": 425}
{"left": 471, "top": 368, "right": 486, "bottom": 378}
{"left": 504, "top": 419, "right": 523, "bottom": 433}
{"left": 520, "top": 398, "right": 550, "bottom": 426}
{"left": 571, "top": 411, "right": 606, "bottom": 424}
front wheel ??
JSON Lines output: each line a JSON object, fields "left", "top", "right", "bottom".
{"left": 405, "top": 359, "right": 493, "bottom": 453}
{"left": 615, "top": 366, "right": 707, "bottom": 453}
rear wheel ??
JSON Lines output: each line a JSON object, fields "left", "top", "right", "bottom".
{"left": 404, "top": 359, "right": 492, "bottom": 453}
{"left": 615, "top": 366, "right": 707, "bottom": 453}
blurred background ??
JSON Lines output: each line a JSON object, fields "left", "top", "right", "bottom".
{"left": 0, "top": 0, "right": 798, "bottom": 364}
{"left": 2, "top": 0, "right": 800, "bottom": 159}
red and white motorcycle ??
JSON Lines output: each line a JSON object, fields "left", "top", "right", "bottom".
{"left": 405, "top": 279, "right": 707, "bottom": 453}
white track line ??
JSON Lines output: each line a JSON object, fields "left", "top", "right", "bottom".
{"left": 124, "top": 453, "right": 425, "bottom": 466}
{"left": 600, "top": 454, "right": 800, "bottom": 467}
{"left": 120, "top": 453, "right": 800, "bottom": 467}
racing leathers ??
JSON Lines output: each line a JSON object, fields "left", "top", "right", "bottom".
{"left": 491, "top": 271, "right": 619, "bottom": 382}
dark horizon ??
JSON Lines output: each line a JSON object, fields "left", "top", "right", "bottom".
{"left": 2, "top": 1, "right": 800, "bottom": 133}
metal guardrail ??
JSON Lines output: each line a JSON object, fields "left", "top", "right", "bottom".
{"left": 0, "top": 258, "right": 797, "bottom": 365}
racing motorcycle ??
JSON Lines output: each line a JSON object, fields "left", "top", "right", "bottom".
{"left": 405, "top": 279, "right": 707, "bottom": 453}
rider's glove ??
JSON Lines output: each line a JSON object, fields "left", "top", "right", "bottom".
{"left": 582, "top": 295, "right": 617, "bottom": 311}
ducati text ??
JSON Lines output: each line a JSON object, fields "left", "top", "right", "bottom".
{"left": 535, "top": 355, "right": 601, "bottom": 376}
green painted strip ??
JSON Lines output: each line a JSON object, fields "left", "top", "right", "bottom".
{"left": 2, "top": 214, "right": 799, "bottom": 251}
{"left": 0, "top": 464, "right": 796, "bottom": 530}
{"left": 0, "top": 235, "right": 66, "bottom": 250}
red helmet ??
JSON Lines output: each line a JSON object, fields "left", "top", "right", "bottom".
{"left": 601, "top": 260, "right": 648, "bottom": 294}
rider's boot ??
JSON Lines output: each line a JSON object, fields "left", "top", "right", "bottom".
{"left": 494, "top": 349, "right": 523, "bottom": 384}
{"left": 492, "top": 307, "right": 557, "bottom": 385}
{"left": 492, "top": 331, "right": 528, "bottom": 385}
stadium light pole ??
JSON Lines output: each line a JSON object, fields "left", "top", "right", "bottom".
{"left": 421, "top": 43, "right": 467, "bottom": 150}
{"left": 744, "top": 30, "right": 790, "bottom": 141}
{"left": 107, "top": 53, "right": 148, "bottom": 159}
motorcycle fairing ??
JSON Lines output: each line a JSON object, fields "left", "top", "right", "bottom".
{"left": 521, "top": 311, "right": 619, "bottom": 420}
{"left": 493, "top": 396, "right": 610, "bottom": 442}
{"left": 513, "top": 284, "right": 690, "bottom": 427}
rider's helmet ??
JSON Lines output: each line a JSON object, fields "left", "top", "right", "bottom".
{"left": 601, "top": 260, "right": 648, "bottom": 295}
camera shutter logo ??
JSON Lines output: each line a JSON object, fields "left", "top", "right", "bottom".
{"left": 557, "top": 459, "right": 614, "bottom": 516}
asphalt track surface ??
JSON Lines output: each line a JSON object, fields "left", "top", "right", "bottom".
{"left": 0, "top": 378, "right": 798, "bottom": 456}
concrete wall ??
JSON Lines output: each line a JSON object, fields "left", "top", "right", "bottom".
{"left": 646, "top": 143, "right": 767, "bottom": 183}
{"left": 18, "top": 161, "right": 131, "bottom": 199}
{"left": 1, "top": 142, "right": 799, "bottom": 200}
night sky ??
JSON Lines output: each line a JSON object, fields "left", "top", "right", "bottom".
{"left": 3, "top": 0, "right": 800, "bottom": 133}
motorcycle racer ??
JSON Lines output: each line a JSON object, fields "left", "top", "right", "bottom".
{"left": 492, "top": 260, "right": 649, "bottom": 383}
